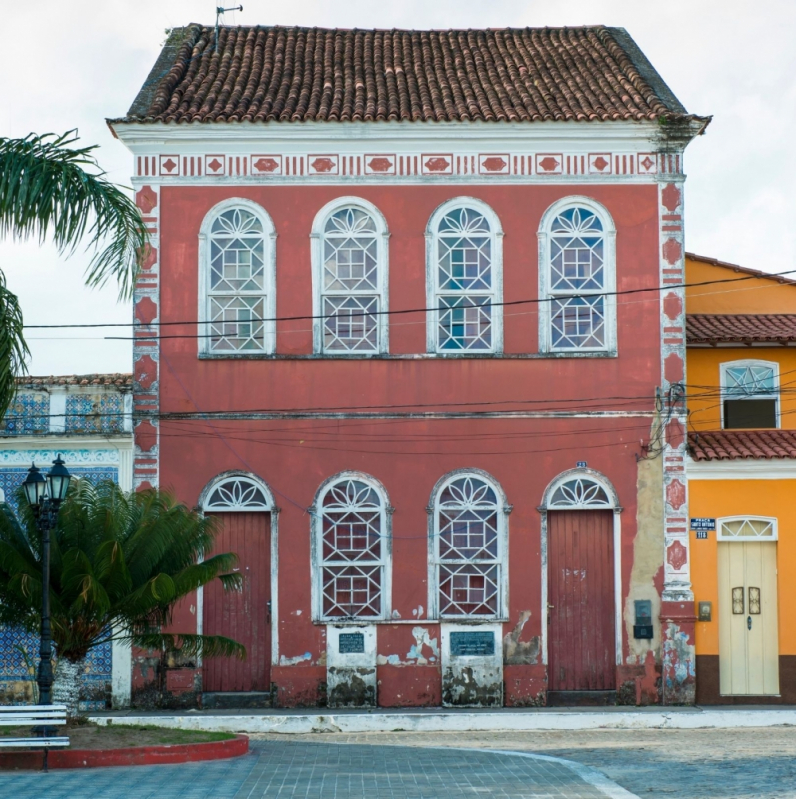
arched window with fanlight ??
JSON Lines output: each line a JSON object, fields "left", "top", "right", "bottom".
{"left": 311, "top": 198, "right": 389, "bottom": 355}
{"left": 426, "top": 199, "right": 503, "bottom": 354}
{"left": 428, "top": 470, "right": 509, "bottom": 619}
{"left": 721, "top": 360, "right": 779, "bottom": 429}
{"left": 198, "top": 199, "right": 276, "bottom": 356}
{"left": 538, "top": 197, "right": 616, "bottom": 354}
{"left": 311, "top": 473, "right": 392, "bottom": 621}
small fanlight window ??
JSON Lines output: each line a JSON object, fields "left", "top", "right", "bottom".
{"left": 549, "top": 477, "right": 611, "bottom": 508}
{"left": 204, "top": 476, "right": 270, "bottom": 511}
{"left": 718, "top": 517, "right": 776, "bottom": 541}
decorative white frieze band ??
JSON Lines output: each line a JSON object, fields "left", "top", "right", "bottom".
{"left": 138, "top": 151, "right": 682, "bottom": 180}
{"left": 0, "top": 448, "right": 121, "bottom": 465}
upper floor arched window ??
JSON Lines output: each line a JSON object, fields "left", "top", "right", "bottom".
{"left": 721, "top": 360, "right": 779, "bottom": 429}
{"left": 311, "top": 198, "right": 389, "bottom": 355}
{"left": 426, "top": 199, "right": 503, "bottom": 354}
{"left": 311, "top": 473, "right": 392, "bottom": 621}
{"left": 538, "top": 198, "right": 616, "bottom": 354}
{"left": 199, "top": 199, "right": 276, "bottom": 355}
{"left": 428, "top": 470, "right": 509, "bottom": 619}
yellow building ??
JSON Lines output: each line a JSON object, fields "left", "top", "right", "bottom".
{"left": 686, "top": 252, "right": 796, "bottom": 703}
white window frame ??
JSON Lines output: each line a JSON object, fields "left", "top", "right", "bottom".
{"left": 310, "top": 471, "right": 393, "bottom": 623}
{"left": 720, "top": 359, "right": 780, "bottom": 429}
{"left": 539, "top": 467, "right": 622, "bottom": 667}
{"left": 717, "top": 516, "right": 778, "bottom": 542}
{"left": 538, "top": 196, "right": 617, "bottom": 355}
{"left": 427, "top": 468, "right": 510, "bottom": 621}
{"left": 198, "top": 198, "right": 277, "bottom": 357}
{"left": 425, "top": 197, "right": 504, "bottom": 355}
{"left": 311, "top": 197, "right": 390, "bottom": 355}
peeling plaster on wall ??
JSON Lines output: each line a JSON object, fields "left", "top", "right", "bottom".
{"left": 662, "top": 622, "right": 696, "bottom": 704}
{"left": 411, "top": 605, "right": 425, "bottom": 618}
{"left": 407, "top": 627, "right": 439, "bottom": 664}
{"left": 392, "top": 610, "right": 401, "bottom": 619}
{"left": 279, "top": 651, "right": 313, "bottom": 667}
{"left": 442, "top": 665, "right": 502, "bottom": 707}
{"left": 328, "top": 667, "right": 376, "bottom": 707}
{"left": 377, "top": 654, "right": 402, "bottom": 666}
{"left": 503, "top": 611, "right": 540, "bottom": 665}
{"left": 626, "top": 423, "right": 665, "bottom": 664}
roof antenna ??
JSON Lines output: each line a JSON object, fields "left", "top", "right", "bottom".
{"left": 215, "top": 5, "right": 243, "bottom": 52}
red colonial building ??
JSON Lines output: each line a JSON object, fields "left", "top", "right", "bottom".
{"left": 110, "top": 24, "right": 709, "bottom": 708}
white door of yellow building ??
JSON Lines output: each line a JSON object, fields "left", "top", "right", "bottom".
{"left": 718, "top": 517, "right": 779, "bottom": 696}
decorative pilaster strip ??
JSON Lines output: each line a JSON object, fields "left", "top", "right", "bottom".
{"left": 132, "top": 184, "right": 160, "bottom": 491}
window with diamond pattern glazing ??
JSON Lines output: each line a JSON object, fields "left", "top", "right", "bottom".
{"left": 321, "top": 208, "right": 381, "bottom": 353}
{"left": 320, "top": 478, "right": 387, "bottom": 619}
{"left": 434, "top": 208, "right": 495, "bottom": 352}
{"left": 208, "top": 208, "right": 267, "bottom": 352}
{"left": 434, "top": 475, "right": 502, "bottom": 618}
{"left": 548, "top": 207, "right": 606, "bottom": 350}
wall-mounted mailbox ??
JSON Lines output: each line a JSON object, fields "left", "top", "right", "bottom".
{"left": 633, "top": 599, "right": 654, "bottom": 640}
{"left": 698, "top": 601, "right": 712, "bottom": 622}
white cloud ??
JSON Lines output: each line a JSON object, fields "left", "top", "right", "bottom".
{"left": 2, "top": 0, "right": 794, "bottom": 373}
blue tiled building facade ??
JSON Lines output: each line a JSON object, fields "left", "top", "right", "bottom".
{"left": 0, "top": 375, "right": 133, "bottom": 710}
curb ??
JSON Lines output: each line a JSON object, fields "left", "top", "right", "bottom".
{"left": 89, "top": 708, "right": 796, "bottom": 734}
{"left": 0, "top": 733, "right": 248, "bottom": 770}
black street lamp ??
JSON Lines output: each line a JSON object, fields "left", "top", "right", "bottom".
{"left": 22, "top": 455, "right": 71, "bottom": 709}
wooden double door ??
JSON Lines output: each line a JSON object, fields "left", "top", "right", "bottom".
{"left": 547, "top": 510, "right": 616, "bottom": 699}
{"left": 718, "top": 541, "right": 779, "bottom": 695}
{"left": 203, "top": 512, "right": 272, "bottom": 692}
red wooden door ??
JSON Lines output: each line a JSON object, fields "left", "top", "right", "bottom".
{"left": 203, "top": 512, "right": 271, "bottom": 692}
{"left": 548, "top": 510, "right": 615, "bottom": 692}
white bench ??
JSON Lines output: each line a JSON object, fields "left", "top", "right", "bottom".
{"left": 0, "top": 704, "right": 69, "bottom": 770}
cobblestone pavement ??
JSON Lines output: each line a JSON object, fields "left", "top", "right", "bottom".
{"left": 0, "top": 741, "right": 632, "bottom": 798}
{"left": 250, "top": 728, "right": 796, "bottom": 799}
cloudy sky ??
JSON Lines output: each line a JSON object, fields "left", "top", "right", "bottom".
{"left": 1, "top": 0, "right": 794, "bottom": 375}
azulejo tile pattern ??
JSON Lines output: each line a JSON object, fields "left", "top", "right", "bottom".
{"left": 0, "top": 393, "right": 49, "bottom": 436}
{"left": 65, "top": 393, "right": 125, "bottom": 434}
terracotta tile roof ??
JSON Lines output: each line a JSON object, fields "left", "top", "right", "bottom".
{"left": 686, "top": 252, "right": 796, "bottom": 286}
{"left": 16, "top": 374, "right": 133, "bottom": 388}
{"left": 115, "top": 24, "right": 703, "bottom": 125}
{"left": 689, "top": 430, "right": 796, "bottom": 461}
{"left": 687, "top": 314, "right": 796, "bottom": 345}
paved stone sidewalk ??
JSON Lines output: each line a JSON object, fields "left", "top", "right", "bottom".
{"left": 252, "top": 728, "right": 796, "bottom": 799}
{"left": 0, "top": 741, "right": 632, "bottom": 798}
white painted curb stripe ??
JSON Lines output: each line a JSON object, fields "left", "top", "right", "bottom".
{"left": 90, "top": 708, "right": 796, "bottom": 734}
{"left": 480, "top": 750, "right": 639, "bottom": 799}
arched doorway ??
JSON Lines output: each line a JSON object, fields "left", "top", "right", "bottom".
{"left": 199, "top": 472, "right": 276, "bottom": 703}
{"left": 541, "top": 470, "right": 621, "bottom": 705}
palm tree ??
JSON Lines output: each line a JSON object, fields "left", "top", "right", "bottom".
{"left": 0, "top": 479, "right": 244, "bottom": 717}
{"left": 0, "top": 130, "right": 148, "bottom": 416}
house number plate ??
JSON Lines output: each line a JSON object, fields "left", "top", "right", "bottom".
{"left": 450, "top": 631, "right": 495, "bottom": 657}
{"left": 338, "top": 633, "right": 365, "bottom": 654}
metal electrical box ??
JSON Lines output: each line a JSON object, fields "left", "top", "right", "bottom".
{"left": 698, "top": 601, "right": 712, "bottom": 622}
{"left": 633, "top": 599, "right": 654, "bottom": 639}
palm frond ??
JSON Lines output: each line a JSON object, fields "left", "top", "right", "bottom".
{"left": 132, "top": 632, "right": 247, "bottom": 661}
{"left": 0, "top": 131, "right": 148, "bottom": 299}
{"left": 0, "top": 273, "right": 28, "bottom": 418}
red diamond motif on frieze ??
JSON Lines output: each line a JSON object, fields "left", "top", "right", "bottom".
{"left": 136, "top": 186, "right": 157, "bottom": 214}
{"left": 424, "top": 157, "right": 450, "bottom": 172}
{"left": 592, "top": 156, "right": 609, "bottom": 172}
{"left": 367, "top": 157, "right": 393, "bottom": 172}
{"left": 161, "top": 158, "right": 177, "bottom": 174}
{"left": 667, "top": 540, "right": 688, "bottom": 571}
{"left": 640, "top": 156, "right": 656, "bottom": 171}
{"left": 311, "top": 157, "right": 336, "bottom": 173}
{"left": 662, "top": 238, "right": 682, "bottom": 266}
{"left": 664, "top": 353, "right": 684, "bottom": 384}
{"left": 253, "top": 157, "right": 279, "bottom": 173}
{"left": 136, "top": 420, "right": 157, "bottom": 453}
{"left": 207, "top": 158, "right": 223, "bottom": 173}
{"left": 662, "top": 184, "right": 681, "bottom": 213}
{"left": 135, "top": 297, "right": 158, "bottom": 326}
{"left": 481, "top": 157, "right": 507, "bottom": 172}
{"left": 666, "top": 480, "right": 686, "bottom": 511}
{"left": 666, "top": 419, "right": 685, "bottom": 449}
{"left": 538, "top": 156, "right": 559, "bottom": 172}
{"left": 134, "top": 355, "right": 157, "bottom": 391}
{"left": 663, "top": 292, "right": 682, "bottom": 321}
